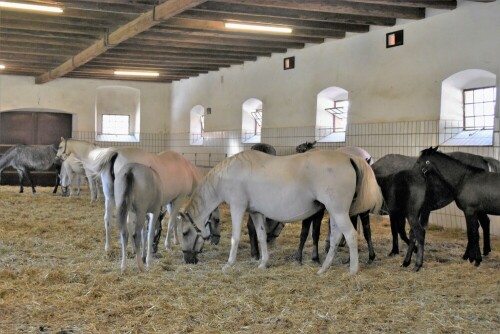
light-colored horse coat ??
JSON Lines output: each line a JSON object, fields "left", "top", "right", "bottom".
{"left": 57, "top": 138, "right": 205, "bottom": 255}
{"left": 56, "top": 139, "right": 104, "bottom": 201}
{"left": 60, "top": 153, "right": 98, "bottom": 197}
{"left": 114, "top": 163, "right": 174, "bottom": 273}
{"left": 181, "top": 149, "right": 383, "bottom": 274}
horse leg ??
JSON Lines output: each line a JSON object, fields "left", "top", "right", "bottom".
{"left": 130, "top": 211, "right": 146, "bottom": 272}
{"left": 388, "top": 212, "right": 404, "bottom": 256}
{"left": 165, "top": 198, "right": 184, "bottom": 249}
{"left": 52, "top": 165, "right": 61, "bottom": 194}
{"left": 295, "top": 218, "right": 312, "bottom": 264}
{"left": 402, "top": 229, "right": 416, "bottom": 267}
{"left": 359, "top": 210, "right": 375, "bottom": 263}
{"left": 465, "top": 212, "right": 482, "bottom": 266}
{"left": 247, "top": 216, "right": 260, "bottom": 260}
{"left": 118, "top": 213, "right": 129, "bottom": 275}
{"left": 319, "top": 212, "right": 358, "bottom": 275}
{"left": 249, "top": 212, "right": 269, "bottom": 269}
{"left": 101, "top": 173, "right": 114, "bottom": 253}
{"left": 403, "top": 212, "right": 425, "bottom": 271}
{"left": 24, "top": 170, "right": 36, "bottom": 194}
{"left": 223, "top": 206, "right": 245, "bottom": 271}
{"left": 311, "top": 210, "right": 324, "bottom": 263}
{"left": 146, "top": 211, "right": 161, "bottom": 271}
{"left": 16, "top": 169, "right": 24, "bottom": 193}
{"left": 86, "top": 170, "right": 98, "bottom": 202}
{"left": 152, "top": 208, "right": 167, "bottom": 254}
{"left": 478, "top": 213, "right": 491, "bottom": 256}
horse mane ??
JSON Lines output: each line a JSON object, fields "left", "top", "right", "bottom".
{"left": 187, "top": 153, "right": 244, "bottom": 218}
{"left": 421, "top": 147, "right": 485, "bottom": 174}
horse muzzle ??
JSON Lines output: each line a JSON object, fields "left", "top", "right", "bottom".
{"left": 210, "top": 234, "right": 220, "bottom": 245}
{"left": 183, "top": 251, "right": 199, "bottom": 264}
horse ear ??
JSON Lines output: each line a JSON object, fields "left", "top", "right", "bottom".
{"left": 311, "top": 140, "right": 317, "bottom": 146}
{"left": 61, "top": 137, "right": 65, "bottom": 141}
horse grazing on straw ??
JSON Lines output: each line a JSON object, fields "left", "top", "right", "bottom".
{"left": 179, "top": 149, "right": 383, "bottom": 275}
{"left": 0, "top": 144, "right": 61, "bottom": 194}
{"left": 60, "top": 153, "right": 98, "bottom": 197}
{"left": 56, "top": 138, "right": 219, "bottom": 257}
{"left": 411, "top": 147, "right": 500, "bottom": 269}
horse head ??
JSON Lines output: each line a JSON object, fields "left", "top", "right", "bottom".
{"left": 417, "top": 146, "right": 440, "bottom": 176}
{"left": 179, "top": 210, "right": 207, "bottom": 264}
{"left": 56, "top": 137, "right": 69, "bottom": 160}
{"left": 296, "top": 140, "right": 317, "bottom": 153}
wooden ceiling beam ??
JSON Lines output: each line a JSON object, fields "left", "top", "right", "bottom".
{"left": 149, "top": 27, "right": 326, "bottom": 44}
{"left": 126, "top": 37, "right": 289, "bottom": 53}
{"left": 0, "top": 19, "right": 105, "bottom": 36}
{"left": 211, "top": 0, "right": 425, "bottom": 20}
{"left": 136, "top": 32, "right": 305, "bottom": 49}
{"left": 193, "top": 2, "right": 396, "bottom": 26}
{"left": 35, "top": 0, "right": 209, "bottom": 84}
{"left": 344, "top": 1, "right": 457, "bottom": 9}
{"left": 115, "top": 42, "right": 273, "bottom": 57}
{"left": 162, "top": 16, "right": 364, "bottom": 35}
{"left": 178, "top": 11, "right": 365, "bottom": 33}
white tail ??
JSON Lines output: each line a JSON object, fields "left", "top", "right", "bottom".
{"left": 349, "top": 156, "right": 383, "bottom": 216}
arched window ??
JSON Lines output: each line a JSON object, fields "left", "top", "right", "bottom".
{"left": 190, "top": 105, "right": 205, "bottom": 146}
{"left": 316, "top": 87, "right": 348, "bottom": 143}
{"left": 241, "top": 98, "right": 262, "bottom": 144}
{"left": 95, "top": 86, "right": 140, "bottom": 142}
{"left": 440, "top": 69, "right": 497, "bottom": 146}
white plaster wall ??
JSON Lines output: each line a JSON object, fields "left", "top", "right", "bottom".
{"left": 170, "top": 0, "right": 500, "bottom": 133}
{"left": 0, "top": 75, "right": 171, "bottom": 133}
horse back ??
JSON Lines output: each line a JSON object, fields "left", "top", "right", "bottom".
{"left": 456, "top": 173, "right": 500, "bottom": 214}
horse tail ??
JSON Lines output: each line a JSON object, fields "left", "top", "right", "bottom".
{"left": 109, "top": 152, "right": 119, "bottom": 182}
{"left": 348, "top": 156, "right": 384, "bottom": 216}
{"left": 0, "top": 145, "right": 19, "bottom": 173}
{"left": 86, "top": 148, "right": 118, "bottom": 177}
{"left": 116, "top": 166, "right": 135, "bottom": 228}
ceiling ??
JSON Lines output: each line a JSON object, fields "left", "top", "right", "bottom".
{"left": 0, "top": 0, "right": 488, "bottom": 84}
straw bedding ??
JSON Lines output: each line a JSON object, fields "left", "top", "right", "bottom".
{"left": 0, "top": 186, "right": 498, "bottom": 333}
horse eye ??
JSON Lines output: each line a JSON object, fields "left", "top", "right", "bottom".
{"left": 426, "top": 161, "right": 430, "bottom": 165}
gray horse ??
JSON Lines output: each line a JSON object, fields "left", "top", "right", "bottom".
{"left": 0, "top": 144, "right": 60, "bottom": 194}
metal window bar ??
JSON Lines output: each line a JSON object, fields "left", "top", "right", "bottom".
{"left": 463, "top": 86, "right": 496, "bottom": 131}
{"left": 251, "top": 109, "right": 262, "bottom": 135}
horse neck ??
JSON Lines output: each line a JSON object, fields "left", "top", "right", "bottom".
{"left": 429, "top": 154, "right": 473, "bottom": 192}
{"left": 68, "top": 140, "right": 97, "bottom": 161}
{"left": 187, "top": 178, "right": 221, "bottom": 229}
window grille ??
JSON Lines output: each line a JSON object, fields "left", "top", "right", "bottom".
{"left": 463, "top": 86, "right": 496, "bottom": 131}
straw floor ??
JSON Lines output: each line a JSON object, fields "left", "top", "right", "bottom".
{"left": 0, "top": 186, "right": 498, "bottom": 333}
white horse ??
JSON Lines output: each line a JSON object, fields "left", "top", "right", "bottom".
{"left": 56, "top": 138, "right": 209, "bottom": 255}
{"left": 114, "top": 162, "right": 176, "bottom": 273}
{"left": 180, "top": 149, "right": 383, "bottom": 274}
{"left": 56, "top": 139, "right": 103, "bottom": 201}
{"left": 60, "top": 153, "right": 98, "bottom": 197}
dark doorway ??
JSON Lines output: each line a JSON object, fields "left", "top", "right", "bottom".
{"left": 0, "top": 111, "right": 72, "bottom": 186}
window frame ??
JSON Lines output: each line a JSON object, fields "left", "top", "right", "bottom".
{"left": 462, "top": 86, "right": 496, "bottom": 131}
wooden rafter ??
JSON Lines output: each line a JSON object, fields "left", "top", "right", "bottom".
{"left": 35, "top": 0, "right": 208, "bottom": 84}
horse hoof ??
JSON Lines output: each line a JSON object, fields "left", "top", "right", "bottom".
{"left": 413, "top": 265, "right": 421, "bottom": 272}
{"left": 222, "top": 264, "right": 232, "bottom": 273}
{"left": 401, "top": 261, "right": 411, "bottom": 268}
{"left": 311, "top": 258, "right": 320, "bottom": 265}
{"left": 388, "top": 251, "right": 399, "bottom": 257}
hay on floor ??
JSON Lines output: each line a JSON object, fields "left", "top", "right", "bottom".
{"left": 0, "top": 186, "right": 498, "bottom": 333}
